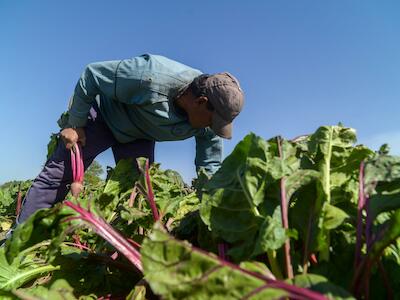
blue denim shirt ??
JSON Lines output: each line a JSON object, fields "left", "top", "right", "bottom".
{"left": 67, "top": 54, "right": 222, "bottom": 174}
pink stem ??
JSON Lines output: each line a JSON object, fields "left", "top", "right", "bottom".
{"left": 378, "top": 261, "right": 393, "bottom": 300}
{"left": 16, "top": 183, "right": 22, "bottom": 217}
{"left": 75, "top": 144, "right": 81, "bottom": 182}
{"left": 127, "top": 238, "right": 142, "bottom": 249}
{"left": 64, "top": 241, "right": 92, "bottom": 252}
{"left": 64, "top": 201, "right": 143, "bottom": 272}
{"left": 73, "top": 234, "right": 83, "bottom": 250}
{"left": 355, "top": 161, "right": 365, "bottom": 270}
{"left": 365, "top": 196, "right": 372, "bottom": 251}
{"left": 218, "top": 243, "right": 228, "bottom": 261}
{"left": 79, "top": 144, "right": 84, "bottom": 182}
{"left": 129, "top": 186, "right": 137, "bottom": 208}
{"left": 74, "top": 144, "right": 84, "bottom": 182}
{"left": 71, "top": 147, "right": 77, "bottom": 181}
{"left": 191, "top": 242, "right": 327, "bottom": 300}
{"left": 144, "top": 159, "right": 160, "bottom": 221}
{"left": 277, "top": 136, "right": 293, "bottom": 279}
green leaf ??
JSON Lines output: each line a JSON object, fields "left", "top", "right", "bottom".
{"left": 285, "top": 169, "right": 320, "bottom": 201}
{"left": 126, "top": 282, "right": 148, "bottom": 300}
{"left": 46, "top": 133, "right": 59, "bottom": 160}
{"left": 0, "top": 180, "right": 32, "bottom": 216}
{"left": 301, "top": 126, "right": 371, "bottom": 259}
{"left": 141, "top": 224, "right": 291, "bottom": 300}
{"left": 0, "top": 246, "right": 60, "bottom": 291}
{"left": 253, "top": 207, "right": 287, "bottom": 256}
{"left": 369, "top": 209, "right": 400, "bottom": 261}
{"left": 364, "top": 155, "right": 400, "bottom": 219}
{"left": 289, "top": 274, "right": 355, "bottom": 300}
{"left": 239, "top": 261, "right": 274, "bottom": 279}
{"left": 97, "top": 159, "right": 139, "bottom": 221}
{"left": 322, "top": 204, "right": 349, "bottom": 230}
{"left": 13, "top": 279, "right": 79, "bottom": 300}
{"left": 5, "top": 205, "right": 74, "bottom": 264}
{"left": 200, "top": 134, "right": 278, "bottom": 261}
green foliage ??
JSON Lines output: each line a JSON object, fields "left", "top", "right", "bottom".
{"left": 14, "top": 279, "right": 80, "bottom": 300}
{"left": 0, "top": 243, "right": 60, "bottom": 291}
{"left": 84, "top": 160, "right": 104, "bottom": 187}
{"left": 0, "top": 180, "right": 32, "bottom": 216}
{"left": 2, "top": 124, "right": 400, "bottom": 299}
{"left": 141, "top": 224, "right": 290, "bottom": 300}
{"left": 4, "top": 205, "right": 74, "bottom": 264}
{"left": 46, "top": 133, "right": 59, "bottom": 160}
{"left": 288, "top": 274, "right": 355, "bottom": 300}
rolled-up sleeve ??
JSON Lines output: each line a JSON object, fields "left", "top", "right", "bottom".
{"left": 195, "top": 128, "right": 223, "bottom": 175}
{"left": 68, "top": 60, "right": 121, "bottom": 127}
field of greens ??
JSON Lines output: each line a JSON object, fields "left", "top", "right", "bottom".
{"left": 1, "top": 125, "right": 400, "bottom": 300}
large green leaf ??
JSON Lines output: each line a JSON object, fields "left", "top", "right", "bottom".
{"left": 97, "top": 159, "right": 140, "bottom": 221}
{"left": 308, "top": 126, "right": 357, "bottom": 206}
{"left": 141, "top": 224, "right": 327, "bottom": 300}
{"left": 294, "top": 126, "right": 372, "bottom": 260}
{"left": 200, "top": 128, "right": 363, "bottom": 263}
{"left": 5, "top": 205, "right": 74, "bottom": 264}
{"left": 200, "top": 134, "right": 308, "bottom": 262}
{"left": 0, "top": 245, "right": 60, "bottom": 291}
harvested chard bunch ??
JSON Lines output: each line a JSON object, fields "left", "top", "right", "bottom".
{"left": 70, "top": 144, "right": 84, "bottom": 197}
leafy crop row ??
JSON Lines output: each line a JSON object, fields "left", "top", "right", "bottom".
{"left": 1, "top": 125, "right": 400, "bottom": 299}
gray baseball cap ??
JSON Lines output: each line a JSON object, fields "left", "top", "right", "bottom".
{"left": 191, "top": 72, "right": 244, "bottom": 139}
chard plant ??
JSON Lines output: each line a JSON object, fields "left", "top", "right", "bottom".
{"left": 2, "top": 125, "right": 400, "bottom": 299}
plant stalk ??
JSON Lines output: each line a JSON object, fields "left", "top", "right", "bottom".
{"left": 64, "top": 201, "right": 143, "bottom": 272}
{"left": 355, "top": 161, "right": 365, "bottom": 271}
{"left": 277, "top": 136, "right": 293, "bottom": 279}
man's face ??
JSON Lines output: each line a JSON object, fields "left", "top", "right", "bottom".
{"left": 186, "top": 95, "right": 213, "bottom": 129}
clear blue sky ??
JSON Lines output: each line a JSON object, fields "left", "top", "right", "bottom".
{"left": 1, "top": 1, "right": 399, "bottom": 184}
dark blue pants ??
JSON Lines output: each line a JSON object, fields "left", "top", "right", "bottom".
{"left": 17, "top": 109, "right": 155, "bottom": 223}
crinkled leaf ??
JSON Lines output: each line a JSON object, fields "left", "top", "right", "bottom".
{"left": 200, "top": 134, "right": 276, "bottom": 261}
{"left": 300, "top": 126, "right": 371, "bottom": 259}
{"left": 253, "top": 207, "right": 287, "bottom": 256}
{"left": 141, "top": 224, "right": 326, "bottom": 300}
{"left": 97, "top": 159, "right": 139, "bottom": 220}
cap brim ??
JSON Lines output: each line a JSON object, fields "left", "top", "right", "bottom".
{"left": 212, "top": 113, "right": 232, "bottom": 139}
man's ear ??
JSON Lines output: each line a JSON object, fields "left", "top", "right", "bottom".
{"left": 195, "top": 96, "right": 209, "bottom": 105}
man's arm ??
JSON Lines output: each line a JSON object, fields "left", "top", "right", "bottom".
{"left": 68, "top": 60, "right": 121, "bottom": 127}
{"left": 195, "top": 128, "right": 223, "bottom": 175}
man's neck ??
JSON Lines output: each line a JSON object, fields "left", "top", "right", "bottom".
{"left": 173, "top": 96, "right": 188, "bottom": 117}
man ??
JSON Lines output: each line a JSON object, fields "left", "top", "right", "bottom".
{"left": 17, "top": 53, "right": 244, "bottom": 224}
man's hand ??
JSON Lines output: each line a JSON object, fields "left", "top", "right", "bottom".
{"left": 60, "top": 127, "right": 86, "bottom": 149}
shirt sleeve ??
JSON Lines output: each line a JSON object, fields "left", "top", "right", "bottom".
{"left": 195, "top": 128, "right": 223, "bottom": 175}
{"left": 68, "top": 60, "right": 121, "bottom": 127}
